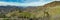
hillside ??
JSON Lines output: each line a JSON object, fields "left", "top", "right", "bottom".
{"left": 22, "top": 1, "right": 60, "bottom": 20}
{"left": 0, "top": 5, "right": 23, "bottom": 18}
{"left": 0, "top": 1, "right": 60, "bottom": 20}
{"left": 43, "top": 1, "right": 60, "bottom": 20}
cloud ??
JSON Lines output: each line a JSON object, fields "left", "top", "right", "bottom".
{"left": 19, "top": 0, "right": 40, "bottom": 3}
{"left": 0, "top": 0, "right": 54, "bottom": 6}
{"left": 0, "top": 2, "right": 18, "bottom": 6}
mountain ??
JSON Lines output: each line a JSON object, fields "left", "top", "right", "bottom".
{"left": 43, "top": 1, "right": 60, "bottom": 7}
{"left": 22, "top": 1, "right": 60, "bottom": 12}
{"left": 0, "top": 1, "right": 60, "bottom": 20}
{"left": 43, "top": 1, "right": 60, "bottom": 20}
{"left": 4, "top": 1, "right": 60, "bottom": 20}
{"left": 0, "top": 5, "right": 23, "bottom": 15}
{"left": 22, "top": 1, "right": 60, "bottom": 19}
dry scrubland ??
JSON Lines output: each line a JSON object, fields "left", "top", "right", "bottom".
{"left": 47, "top": 6, "right": 60, "bottom": 20}
{"left": 0, "top": 1, "right": 60, "bottom": 20}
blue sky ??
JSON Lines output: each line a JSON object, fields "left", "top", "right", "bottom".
{"left": 0, "top": 0, "right": 55, "bottom": 6}
{"left": 0, "top": 0, "right": 40, "bottom": 3}
{"left": 0, "top": 0, "right": 53, "bottom": 3}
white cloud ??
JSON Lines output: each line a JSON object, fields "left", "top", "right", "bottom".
{"left": 0, "top": 2, "right": 19, "bottom": 6}
{"left": 0, "top": 0, "right": 54, "bottom": 6}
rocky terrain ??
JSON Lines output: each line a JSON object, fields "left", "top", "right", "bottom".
{"left": 0, "top": 1, "right": 60, "bottom": 20}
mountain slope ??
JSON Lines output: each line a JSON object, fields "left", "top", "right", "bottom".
{"left": 0, "top": 1, "right": 60, "bottom": 20}
{"left": 43, "top": 1, "right": 60, "bottom": 20}
{"left": 0, "top": 5, "right": 24, "bottom": 18}
{"left": 22, "top": 1, "right": 60, "bottom": 20}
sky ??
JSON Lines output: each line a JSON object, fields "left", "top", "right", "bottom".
{"left": 0, "top": 0, "right": 59, "bottom": 6}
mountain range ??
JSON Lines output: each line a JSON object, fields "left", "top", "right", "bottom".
{"left": 0, "top": 1, "right": 60, "bottom": 20}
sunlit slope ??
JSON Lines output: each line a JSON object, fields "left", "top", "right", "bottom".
{"left": 3, "top": 1, "right": 60, "bottom": 20}
{"left": 47, "top": 6, "right": 60, "bottom": 20}
{"left": 48, "top": 6, "right": 60, "bottom": 16}
{"left": 43, "top": 1, "right": 60, "bottom": 20}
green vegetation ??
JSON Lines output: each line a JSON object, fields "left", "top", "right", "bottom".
{"left": 5, "top": 10, "right": 32, "bottom": 18}
{"left": 0, "top": 1, "right": 60, "bottom": 20}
